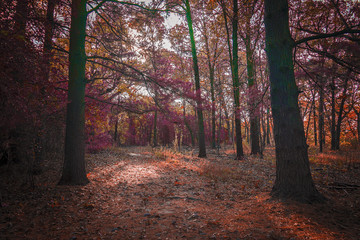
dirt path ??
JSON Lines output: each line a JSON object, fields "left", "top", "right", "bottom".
{"left": 1, "top": 147, "right": 359, "bottom": 239}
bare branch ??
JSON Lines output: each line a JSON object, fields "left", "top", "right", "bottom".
{"left": 295, "top": 28, "right": 360, "bottom": 46}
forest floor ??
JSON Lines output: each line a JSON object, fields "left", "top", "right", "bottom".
{"left": 1, "top": 145, "right": 360, "bottom": 240}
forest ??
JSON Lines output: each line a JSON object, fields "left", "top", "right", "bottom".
{"left": 0, "top": 0, "right": 359, "bottom": 239}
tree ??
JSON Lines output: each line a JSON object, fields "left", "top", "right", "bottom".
{"left": 239, "top": 0, "right": 263, "bottom": 155}
{"left": 133, "top": 10, "right": 166, "bottom": 147}
{"left": 59, "top": 0, "right": 89, "bottom": 185}
{"left": 43, "top": 0, "right": 58, "bottom": 82}
{"left": 218, "top": 0, "right": 244, "bottom": 159}
{"left": 199, "top": 10, "right": 221, "bottom": 149}
{"left": 264, "top": 0, "right": 324, "bottom": 202}
{"left": 184, "top": 0, "right": 206, "bottom": 158}
{"left": 231, "top": 0, "right": 244, "bottom": 159}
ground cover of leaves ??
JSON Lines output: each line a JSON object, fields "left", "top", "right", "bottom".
{"left": 1, "top": 146, "right": 360, "bottom": 240}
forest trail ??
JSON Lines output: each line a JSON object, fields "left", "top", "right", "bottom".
{"left": 1, "top": 146, "right": 360, "bottom": 239}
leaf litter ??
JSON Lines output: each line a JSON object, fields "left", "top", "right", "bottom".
{"left": 0, "top": 146, "right": 359, "bottom": 239}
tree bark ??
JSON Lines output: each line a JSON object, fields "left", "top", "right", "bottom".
{"left": 153, "top": 107, "right": 158, "bottom": 147}
{"left": 313, "top": 101, "right": 317, "bottom": 146}
{"left": 185, "top": 0, "right": 206, "bottom": 158}
{"left": 14, "top": 0, "right": 29, "bottom": 38}
{"left": 245, "top": 26, "right": 260, "bottom": 155}
{"left": 318, "top": 77, "right": 324, "bottom": 152}
{"left": 232, "top": 0, "right": 244, "bottom": 159}
{"left": 219, "top": 0, "right": 243, "bottom": 156}
{"left": 357, "top": 113, "right": 360, "bottom": 146}
{"left": 264, "top": 0, "right": 324, "bottom": 202}
{"left": 330, "top": 77, "right": 336, "bottom": 150}
{"left": 218, "top": 75, "right": 231, "bottom": 144}
{"left": 210, "top": 66, "right": 216, "bottom": 149}
{"left": 203, "top": 21, "right": 217, "bottom": 149}
{"left": 59, "top": 0, "right": 89, "bottom": 185}
{"left": 114, "top": 117, "right": 118, "bottom": 145}
{"left": 36, "top": 0, "right": 58, "bottom": 171}
{"left": 43, "top": 0, "right": 57, "bottom": 80}
{"left": 334, "top": 76, "right": 349, "bottom": 150}
{"left": 12, "top": 0, "right": 30, "bottom": 84}
{"left": 266, "top": 108, "right": 271, "bottom": 145}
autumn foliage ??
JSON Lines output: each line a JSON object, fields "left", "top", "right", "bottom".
{"left": 0, "top": 0, "right": 359, "bottom": 236}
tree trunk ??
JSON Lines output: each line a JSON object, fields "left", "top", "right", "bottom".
{"left": 218, "top": 103, "right": 222, "bottom": 147}
{"left": 264, "top": 0, "right": 324, "bottom": 203}
{"left": 203, "top": 22, "right": 217, "bottom": 149}
{"left": 305, "top": 101, "right": 314, "bottom": 140}
{"left": 36, "top": 0, "right": 58, "bottom": 173}
{"left": 313, "top": 103, "right": 317, "bottom": 146}
{"left": 184, "top": 120, "right": 195, "bottom": 147}
{"left": 330, "top": 78, "right": 336, "bottom": 150}
{"left": 59, "top": 0, "right": 89, "bottom": 185}
{"left": 244, "top": 118, "right": 250, "bottom": 143}
{"left": 318, "top": 77, "right": 324, "bottom": 153}
{"left": 153, "top": 107, "right": 158, "bottom": 147}
{"left": 334, "top": 76, "right": 349, "bottom": 150}
{"left": 185, "top": 0, "right": 206, "bottom": 158}
{"left": 245, "top": 31, "right": 260, "bottom": 155}
{"left": 114, "top": 117, "right": 118, "bottom": 145}
{"left": 266, "top": 108, "right": 271, "bottom": 145}
{"left": 218, "top": 75, "right": 231, "bottom": 144}
{"left": 12, "top": 0, "right": 30, "bottom": 84}
{"left": 43, "top": 0, "right": 57, "bottom": 80}
{"left": 220, "top": 0, "right": 243, "bottom": 155}
{"left": 14, "top": 0, "right": 29, "bottom": 38}
{"left": 232, "top": 0, "right": 244, "bottom": 159}
{"left": 210, "top": 67, "right": 216, "bottom": 149}
{"left": 357, "top": 113, "right": 360, "bottom": 146}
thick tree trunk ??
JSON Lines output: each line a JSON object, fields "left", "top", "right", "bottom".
{"left": 59, "top": 0, "right": 89, "bottom": 185}
{"left": 264, "top": 0, "right": 324, "bottom": 203}
{"left": 185, "top": 0, "right": 206, "bottom": 157}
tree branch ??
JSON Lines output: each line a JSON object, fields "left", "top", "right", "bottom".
{"left": 295, "top": 28, "right": 360, "bottom": 46}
